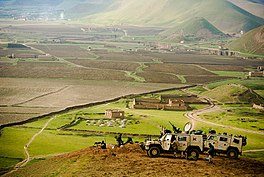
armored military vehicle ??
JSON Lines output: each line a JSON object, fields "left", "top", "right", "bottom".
{"left": 204, "top": 132, "right": 247, "bottom": 159}
{"left": 141, "top": 122, "right": 247, "bottom": 160}
{"left": 142, "top": 122, "right": 203, "bottom": 160}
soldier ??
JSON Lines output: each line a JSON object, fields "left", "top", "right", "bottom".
{"left": 208, "top": 143, "right": 215, "bottom": 163}
{"left": 115, "top": 133, "right": 123, "bottom": 147}
{"left": 101, "top": 141, "right": 106, "bottom": 149}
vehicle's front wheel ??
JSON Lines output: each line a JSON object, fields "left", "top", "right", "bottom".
{"left": 227, "top": 149, "right": 238, "bottom": 159}
{"left": 147, "top": 146, "right": 160, "bottom": 158}
{"left": 187, "top": 148, "right": 199, "bottom": 160}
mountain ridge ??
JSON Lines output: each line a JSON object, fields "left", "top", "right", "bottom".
{"left": 85, "top": 0, "right": 264, "bottom": 33}
{"left": 161, "top": 17, "right": 227, "bottom": 41}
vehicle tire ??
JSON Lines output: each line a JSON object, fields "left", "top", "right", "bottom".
{"left": 147, "top": 146, "right": 160, "bottom": 157}
{"left": 187, "top": 148, "right": 199, "bottom": 160}
{"left": 227, "top": 149, "right": 238, "bottom": 159}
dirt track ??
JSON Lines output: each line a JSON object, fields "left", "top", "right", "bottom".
{"left": 6, "top": 144, "right": 264, "bottom": 177}
{"left": 185, "top": 97, "right": 264, "bottom": 135}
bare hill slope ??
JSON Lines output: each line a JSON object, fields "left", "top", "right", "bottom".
{"left": 202, "top": 84, "right": 264, "bottom": 104}
{"left": 161, "top": 17, "right": 227, "bottom": 41}
{"left": 228, "top": 0, "right": 264, "bottom": 18}
{"left": 229, "top": 25, "right": 264, "bottom": 55}
{"left": 5, "top": 144, "right": 264, "bottom": 177}
{"left": 87, "top": 0, "right": 264, "bottom": 33}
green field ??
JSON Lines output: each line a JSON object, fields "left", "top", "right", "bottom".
{"left": 1, "top": 90, "right": 264, "bottom": 173}
{"left": 212, "top": 71, "right": 246, "bottom": 78}
{"left": 0, "top": 127, "right": 39, "bottom": 173}
{"left": 199, "top": 104, "right": 264, "bottom": 131}
{"left": 0, "top": 16, "right": 264, "bottom": 176}
{"left": 194, "top": 121, "right": 264, "bottom": 150}
{"left": 207, "top": 78, "right": 264, "bottom": 90}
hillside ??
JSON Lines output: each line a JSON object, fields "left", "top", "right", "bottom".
{"left": 12, "top": 0, "right": 63, "bottom": 6}
{"left": 58, "top": 0, "right": 114, "bottom": 18}
{"left": 229, "top": 25, "right": 264, "bottom": 55}
{"left": 1, "top": 0, "right": 264, "bottom": 33}
{"left": 249, "top": 0, "right": 264, "bottom": 4}
{"left": 86, "top": 0, "right": 264, "bottom": 33}
{"left": 4, "top": 144, "right": 264, "bottom": 177}
{"left": 161, "top": 17, "right": 227, "bottom": 41}
{"left": 228, "top": 0, "right": 264, "bottom": 18}
{"left": 201, "top": 84, "right": 264, "bottom": 104}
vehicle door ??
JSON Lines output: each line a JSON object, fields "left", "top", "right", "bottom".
{"left": 217, "top": 136, "right": 229, "bottom": 151}
{"left": 205, "top": 135, "right": 218, "bottom": 149}
{"left": 161, "top": 134, "right": 172, "bottom": 151}
{"left": 177, "top": 135, "right": 189, "bottom": 151}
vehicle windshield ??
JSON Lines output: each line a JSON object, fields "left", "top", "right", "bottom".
{"left": 162, "top": 134, "right": 172, "bottom": 141}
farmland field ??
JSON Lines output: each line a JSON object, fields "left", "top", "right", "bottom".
{"left": 0, "top": 61, "right": 132, "bottom": 81}
{"left": 96, "top": 52, "right": 155, "bottom": 62}
{"left": 0, "top": 77, "right": 180, "bottom": 126}
{"left": 140, "top": 52, "right": 264, "bottom": 66}
{"left": 0, "top": 22, "right": 263, "bottom": 126}
{"left": 65, "top": 59, "right": 140, "bottom": 71}
{"left": 143, "top": 63, "right": 216, "bottom": 75}
{"left": 0, "top": 22, "right": 263, "bottom": 125}
{"left": 200, "top": 64, "right": 246, "bottom": 71}
{"left": 1, "top": 94, "right": 263, "bottom": 173}
{"left": 199, "top": 104, "right": 264, "bottom": 131}
{"left": 30, "top": 44, "right": 96, "bottom": 59}
{"left": 0, "top": 20, "right": 264, "bottom": 176}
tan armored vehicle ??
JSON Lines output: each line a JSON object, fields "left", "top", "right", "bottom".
{"left": 141, "top": 122, "right": 247, "bottom": 160}
{"left": 141, "top": 123, "right": 204, "bottom": 160}
{"left": 204, "top": 132, "right": 247, "bottom": 159}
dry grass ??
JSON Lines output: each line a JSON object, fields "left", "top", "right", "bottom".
{"left": 7, "top": 144, "right": 264, "bottom": 177}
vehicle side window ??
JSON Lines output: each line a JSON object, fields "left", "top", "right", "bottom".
{"left": 165, "top": 134, "right": 172, "bottom": 141}
{"left": 220, "top": 137, "right": 228, "bottom": 142}
{"left": 208, "top": 136, "right": 216, "bottom": 140}
{"left": 233, "top": 138, "right": 240, "bottom": 144}
{"left": 178, "top": 136, "right": 187, "bottom": 141}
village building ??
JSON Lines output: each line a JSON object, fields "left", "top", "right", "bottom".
{"left": 160, "top": 95, "right": 207, "bottom": 104}
{"left": 149, "top": 42, "right": 172, "bottom": 51}
{"left": 248, "top": 66, "right": 264, "bottom": 77}
{"left": 204, "top": 45, "right": 239, "bottom": 57}
{"left": 105, "top": 109, "right": 125, "bottom": 118}
{"left": 132, "top": 97, "right": 190, "bottom": 111}
{"left": 165, "top": 99, "right": 190, "bottom": 110}
{"left": 253, "top": 104, "right": 264, "bottom": 112}
{"left": 248, "top": 71, "right": 264, "bottom": 77}
{"left": 257, "top": 66, "right": 263, "bottom": 71}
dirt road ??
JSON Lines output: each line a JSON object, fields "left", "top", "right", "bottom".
{"left": 185, "top": 97, "right": 264, "bottom": 135}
